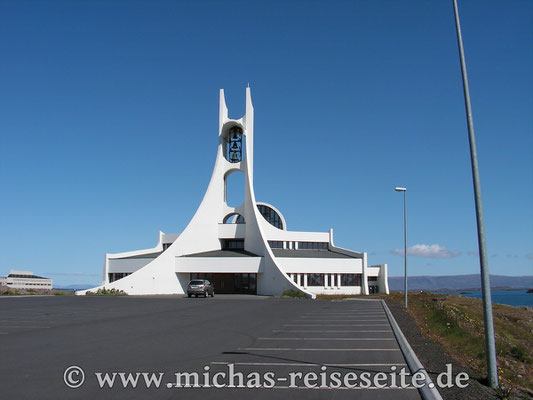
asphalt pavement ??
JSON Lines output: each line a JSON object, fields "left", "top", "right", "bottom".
{"left": 0, "top": 295, "right": 423, "bottom": 399}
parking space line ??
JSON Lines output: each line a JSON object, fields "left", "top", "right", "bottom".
{"left": 211, "top": 362, "right": 408, "bottom": 367}
{"left": 272, "top": 330, "right": 393, "bottom": 333}
{"left": 300, "top": 314, "right": 386, "bottom": 316}
{"left": 297, "top": 316, "right": 387, "bottom": 318}
{"left": 257, "top": 337, "right": 395, "bottom": 341}
{"left": 212, "top": 303, "right": 415, "bottom": 395}
{"left": 0, "top": 326, "right": 50, "bottom": 329}
{"left": 301, "top": 312, "right": 385, "bottom": 314}
{"left": 238, "top": 348, "right": 401, "bottom": 351}
{"left": 294, "top": 319, "right": 388, "bottom": 322}
{"left": 0, "top": 321, "right": 50, "bottom": 324}
{"left": 284, "top": 324, "right": 391, "bottom": 327}
{"left": 300, "top": 318, "right": 387, "bottom": 320}
{"left": 265, "top": 386, "right": 416, "bottom": 390}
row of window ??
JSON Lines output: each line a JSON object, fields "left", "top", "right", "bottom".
{"left": 221, "top": 239, "right": 245, "bottom": 249}
{"left": 109, "top": 272, "right": 131, "bottom": 283}
{"left": 268, "top": 241, "right": 329, "bottom": 250}
{"left": 6, "top": 282, "right": 51, "bottom": 286}
{"left": 9, "top": 278, "right": 51, "bottom": 282}
{"left": 221, "top": 239, "right": 329, "bottom": 251}
{"left": 298, "top": 242, "right": 328, "bottom": 250}
{"left": 291, "top": 273, "right": 363, "bottom": 287}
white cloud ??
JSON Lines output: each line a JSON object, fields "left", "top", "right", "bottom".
{"left": 392, "top": 244, "right": 461, "bottom": 259}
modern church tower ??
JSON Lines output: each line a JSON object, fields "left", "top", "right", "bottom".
{"left": 78, "top": 88, "right": 389, "bottom": 298}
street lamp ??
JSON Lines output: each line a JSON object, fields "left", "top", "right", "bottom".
{"left": 395, "top": 187, "right": 407, "bottom": 308}
{"left": 452, "top": 0, "right": 498, "bottom": 387}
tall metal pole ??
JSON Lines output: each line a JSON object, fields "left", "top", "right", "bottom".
{"left": 403, "top": 190, "right": 407, "bottom": 309}
{"left": 452, "top": 0, "right": 498, "bottom": 387}
{"left": 395, "top": 187, "right": 408, "bottom": 308}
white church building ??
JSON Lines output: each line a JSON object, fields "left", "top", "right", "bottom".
{"left": 77, "top": 88, "right": 389, "bottom": 298}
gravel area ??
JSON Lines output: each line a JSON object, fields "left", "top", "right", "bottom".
{"left": 385, "top": 300, "right": 497, "bottom": 400}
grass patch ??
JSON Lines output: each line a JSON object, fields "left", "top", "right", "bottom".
{"left": 381, "top": 292, "right": 533, "bottom": 395}
{"left": 426, "top": 305, "right": 485, "bottom": 361}
{"left": 0, "top": 287, "right": 73, "bottom": 296}
{"left": 281, "top": 289, "right": 306, "bottom": 299}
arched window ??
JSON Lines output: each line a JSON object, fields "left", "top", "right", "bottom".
{"left": 257, "top": 204, "right": 284, "bottom": 230}
{"left": 223, "top": 213, "right": 245, "bottom": 224}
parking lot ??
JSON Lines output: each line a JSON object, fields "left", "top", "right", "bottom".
{"left": 0, "top": 295, "right": 423, "bottom": 399}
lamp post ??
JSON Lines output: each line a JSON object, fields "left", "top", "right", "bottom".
{"left": 452, "top": 0, "right": 498, "bottom": 387}
{"left": 395, "top": 187, "right": 407, "bottom": 308}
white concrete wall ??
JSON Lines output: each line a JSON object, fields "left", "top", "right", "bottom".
{"left": 162, "top": 233, "right": 180, "bottom": 243}
{"left": 306, "top": 286, "right": 362, "bottom": 295}
{"left": 260, "top": 225, "right": 330, "bottom": 243}
{"left": 368, "top": 264, "right": 390, "bottom": 294}
{"left": 108, "top": 258, "right": 155, "bottom": 273}
{"left": 286, "top": 273, "right": 363, "bottom": 295}
{"left": 218, "top": 223, "right": 246, "bottom": 238}
{"left": 276, "top": 257, "right": 363, "bottom": 274}
{"left": 176, "top": 273, "right": 191, "bottom": 294}
{"left": 175, "top": 257, "right": 263, "bottom": 273}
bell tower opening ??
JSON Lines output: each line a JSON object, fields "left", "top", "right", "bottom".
{"left": 225, "top": 170, "right": 245, "bottom": 207}
{"left": 223, "top": 125, "right": 244, "bottom": 163}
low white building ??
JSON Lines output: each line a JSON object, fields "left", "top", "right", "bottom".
{"left": 78, "top": 88, "right": 389, "bottom": 298}
{"left": 0, "top": 270, "right": 53, "bottom": 290}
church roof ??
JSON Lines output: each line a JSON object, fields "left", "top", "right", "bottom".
{"left": 272, "top": 249, "right": 356, "bottom": 259}
{"left": 182, "top": 249, "right": 261, "bottom": 258}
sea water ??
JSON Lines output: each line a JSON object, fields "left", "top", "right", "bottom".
{"left": 441, "top": 290, "right": 533, "bottom": 307}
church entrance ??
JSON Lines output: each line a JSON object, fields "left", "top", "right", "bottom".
{"left": 190, "top": 273, "right": 257, "bottom": 294}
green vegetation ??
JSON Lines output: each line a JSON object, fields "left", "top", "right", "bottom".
{"left": 0, "top": 286, "right": 71, "bottom": 296}
{"left": 385, "top": 292, "right": 532, "bottom": 396}
{"left": 86, "top": 287, "right": 127, "bottom": 296}
{"left": 281, "top": 289, "right": 306, "bottom": 299}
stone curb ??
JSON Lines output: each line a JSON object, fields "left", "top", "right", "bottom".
{"left": 381, "top": 299, "right": 444, "bottom": 400}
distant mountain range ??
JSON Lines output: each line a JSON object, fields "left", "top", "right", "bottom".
{"left": 54, "top": 284, "right": 98, "bottom": 290}
{"left": 388, "top": 274, "right": 533, "bottom": 291}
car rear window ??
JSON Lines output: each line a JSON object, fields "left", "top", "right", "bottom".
{"left": 189, "top": 280, "right": 204, "bottom": 285}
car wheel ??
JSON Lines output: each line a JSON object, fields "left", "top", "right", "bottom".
{"left": 195, "top": 294, "right": 198, "bottom": 298}
{"left": 211, "top": 291, "right": 215, "bottom": 297}
{"left": 187, "top": 294, "right": 191, "bottom": 298}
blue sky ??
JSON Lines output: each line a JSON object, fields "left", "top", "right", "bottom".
{"left": 1, "top": 0, "right": 531, "bottom": 287}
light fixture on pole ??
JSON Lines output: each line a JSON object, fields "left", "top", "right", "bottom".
{"left": 395, "top": 187, "right": 407, "bottom": 309}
